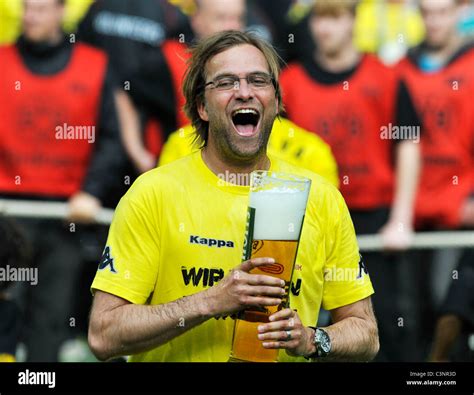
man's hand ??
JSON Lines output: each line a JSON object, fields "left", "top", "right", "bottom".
{"left": 257, "top": 308, "right": 315, "bottom": 358}
{"left": 379, "top": 220, "right": 413, "bottom": 251}
{"left": 205, "top": 257, "right": 286, "bottom": 317}
{"left": 67, "top": 191, "right": 102, "bottom": 223}
{"left": 460, "top": 198, "right": 474, "bottom": 226}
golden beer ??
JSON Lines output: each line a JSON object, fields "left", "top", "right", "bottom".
{"left": 229, "top": 171, "right": 311, "bottom": 362}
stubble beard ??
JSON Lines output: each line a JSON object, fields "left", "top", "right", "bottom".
{"left": 207, "top": 108, "right": 275, "bottom": 167}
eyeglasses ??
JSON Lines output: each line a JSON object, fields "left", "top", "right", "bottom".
{"left": 205, "top": 72, "right": 275, "bottom": 91}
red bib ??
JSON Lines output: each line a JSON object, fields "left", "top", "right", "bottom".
{"left": 0, "top": 43, "right": 108, "bottom": 198}
{"left": 397, "top": 50, "right": 474, "bottom": 228}
{"left": 281, "top": 55, "right": 398, "bottom": 209}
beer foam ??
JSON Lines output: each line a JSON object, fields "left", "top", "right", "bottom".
{"left": 249, "top": 187, "right": 309, "bottom": 240}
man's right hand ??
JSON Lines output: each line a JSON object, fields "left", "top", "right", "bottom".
{"left": 204, "top": 257, "right": 286, "bottom": 317}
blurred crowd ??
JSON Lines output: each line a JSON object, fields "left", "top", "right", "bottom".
{"left": 0, "top": 0, "right": 473, "bottom": 363}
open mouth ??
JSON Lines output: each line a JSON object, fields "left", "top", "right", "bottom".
{"left": 231, "top": 108, "right": 261, "bottom": 137}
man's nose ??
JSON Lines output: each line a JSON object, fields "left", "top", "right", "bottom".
{"left": 234, "top": 78, "right": 253, "bottom": 100}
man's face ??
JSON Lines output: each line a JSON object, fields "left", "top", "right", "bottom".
{"left": 309, "top": 11, "right": 355, "bottom": 57}
{"left": 198, "top": 44, "right": 278, "bottom": 163}
{"left": 419, "top": 0, "right": 461, "bottom": 49}
{"left": 192, "top": 0, "right": 245, "bottom": 39}
{"left": 22, "top": 0, "right": 64, "bottom": 43}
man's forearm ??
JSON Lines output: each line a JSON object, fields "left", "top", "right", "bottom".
{"left": 389, "top": 140, "right": 421, "bottom": 225}
{"left": 322, "top": 316, "right": 379, "bottom": 361}
{"left": 115, "top": 90, "right": 144, "bottom": 159}
{"left": 90, "top": 257, "right": 286, "bottom": 361}
{"left": 90, "top": 290, "right": 216, "bottom": 360}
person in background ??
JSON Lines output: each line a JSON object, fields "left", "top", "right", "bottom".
{"left": 77, "top": 0, "right": 190, "bottom": 176}
{"left": 0, "top": 0, "right": 123, "bottom": 361}
{"left": 284, "top": 0, "right": 424, "bottom": 66}
{"left": 398, "top": 0, "right": 474, "bottom": 230}
{"left": 0, "top": 0, "right": 93, "bottom": 45}
{"left": 0, "top": 217, "right": 30, "bottom": 363}
{"left": 397, "top": 0, "right": 474, "bottom": 360}
{"left": 280, "top": 0, "right": 422, "bottom": 361}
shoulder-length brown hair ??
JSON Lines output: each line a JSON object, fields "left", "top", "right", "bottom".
{"left": 182, "top": 30, "right": 284, "bottom": 147}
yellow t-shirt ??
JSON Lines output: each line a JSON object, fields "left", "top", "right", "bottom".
{"left": 159, "top": 118, "right": 340, "bottom": 188}
{"left": 91, "top": 151, "right": 373, "bottom": 362}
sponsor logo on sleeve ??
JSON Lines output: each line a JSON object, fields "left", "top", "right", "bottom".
{"left": 357, "top": 254, "right": 369, "bottom": 279}
{"left": 98, "top": 246, "right": 117, "bottom": 273}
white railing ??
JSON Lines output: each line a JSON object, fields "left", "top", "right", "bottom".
{"left": 0, "top": 199, "right": 114, "bottom": 226}
{"left": 356, "top": 232, "right": 474, "bottom": 251}
{"left": 1, "top": 199, "right": 473, "bottom": 251}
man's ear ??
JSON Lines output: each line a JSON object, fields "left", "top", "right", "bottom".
{"left": 197, "top": 100, "right": 209, "bottom": 122}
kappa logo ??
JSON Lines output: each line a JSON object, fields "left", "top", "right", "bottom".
{"left": 98, "top": 246, "right": 117, "bottom": 273}
{"left": 189, "top": 235, "right": 235, "bottom": 248}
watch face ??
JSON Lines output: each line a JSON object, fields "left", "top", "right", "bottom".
{"left": 320, "top": 333, "right": 331, "bottom": 353}
{"left": 316, "top": 329, "right": 331, "bottom": 356}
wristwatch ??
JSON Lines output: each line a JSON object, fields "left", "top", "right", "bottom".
{"left": 306, "top": 327, "right": 331, "bottom": 359}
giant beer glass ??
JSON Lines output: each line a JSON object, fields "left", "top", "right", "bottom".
{"left": 229, "top": 171, "right": 311, "bottom": 362}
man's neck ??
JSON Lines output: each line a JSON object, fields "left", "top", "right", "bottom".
{"left": 423, "top": 35, "right": 463, "bottom": 64}
{"left": 28, "top": 30, "right": 63, "bottom": 46}
{"left": 201, "top": 146, "right": 270, "bottom": 186}
{"left": 46, "top": 31, "right": 63, "bottom": 46}
{"left": 315, "top": 43, "right": 360, "bottom": 73}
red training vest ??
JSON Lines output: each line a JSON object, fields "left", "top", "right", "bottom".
{"left": 280, "top": 55, "right": 398, "bottom": 209}
{"left": 0, "top": 43, "right": 108, "bottom": 198}
{"left": 397, "top": 50, "right": 474, "bottom": 228}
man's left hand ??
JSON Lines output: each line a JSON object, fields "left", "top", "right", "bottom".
{"left": 257, "top": 308, "right": 315, "bottom": 357}
{"left": 380, "top": 220, "right": 413, "bottom": 251}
